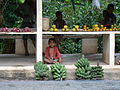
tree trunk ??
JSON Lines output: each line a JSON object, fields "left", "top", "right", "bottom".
{"left": 92, "top": 0, "right": 100, "bottom": 9}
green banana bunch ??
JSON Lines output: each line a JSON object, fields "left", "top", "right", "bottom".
{"left": 74, "top": 55, "right": 90, "bottom": 68}
{"left": 75, "top": 66, "right": 91, "bottom": 80}
{"left": 90, "top": 66, "right": 104, "bottom": 80}
{"left": 75, "top": 55, "right": 92, "bottom": 80}
{"left": 50, "top": 63, "right": 67, "bottom": 80}
{"left": 75, "top": 55, "right": 104, "bottom": 80}
{"left": 34, "top": 61, "right": 50, "bottom": 80}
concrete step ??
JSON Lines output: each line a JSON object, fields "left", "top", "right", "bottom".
{"left": 1, "top": 65, "right": 120, "bottom": 80}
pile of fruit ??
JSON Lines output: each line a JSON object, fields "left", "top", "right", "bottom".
{"left": 90, "top": 66, "right": 104, "bottom": 80}
{"left": 50, "top": 24, "right": 120, "bottom": 32}
{"left": 34, "top": 61, "right": 50, "bottom": 80}
{"left": 75, "top": 55, "right": 104, "bottom": 80}
{"left": 84, "top": 24, "right": 120, "bottom": 31}
{"left": 0, "top": 27, "right": 31, "bottom": 32}
{"left": 50, "top": 63, "right": 67, "bottom": 80}
{"left": 50, "top": 25, "right": 58, "bottom": 32}
{"left": 75, "top": 55, "right": 91, "bottom": 80}
{"left": 72, "top": 25, "right": 80, "bottom": 32}
{"left": 62, "top": 25, "right": 69, "bottom": 32}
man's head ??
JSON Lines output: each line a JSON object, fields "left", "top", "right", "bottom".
{"left": 56, "top": 11, "right": 63, "bottom": 20}
{"left": 107, "top": 4, "right": 114, "bottom": 13}
{"left": 48, "top": 38, "right": 56, "bottom": 48}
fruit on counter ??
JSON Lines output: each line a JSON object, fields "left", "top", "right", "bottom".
{"left": 75, "top": 25, "right": 79, "bottom": 29}
{"left": 83, "top": 24, "right": 120, "bottom": 31}
{"left": 11, "top": 28, "right": 21, "bottom": 32}
{"left": 83, "top": 25, "right": 87, "bottom": 31}
{"left": 54, "top": 28, "right": 58, "bottom": 32}
{"left": 0, "top": 27, "right": 33, "bottom": 32}
{"left": 0, "top": 27, "right": 9, "bottom": 32}
{"left": 72, "top": 28, "right": 76, "bottom": 32}
{"left": 50, "top": 25, "right": 58, "bottom": 32}
{"left": 93, "top": 24, "right": 100, "bottom": 31}
{"left": 62, "top": 28, "right": 65, "bottom": 32}
{"left": 75, "top": 25, "right": 80, "bottom": 31}
{"left": 110, "top": 24, "right": 119, "bottom": 31}
{"left": 64, "top": 25, "right": 68, "bottom": 29}
{"left": 22, "top": 27, "right": 31, "bottom": 32}
{"left": 83, "top": 25, "right": 91, "bottom": 31}
{"left": 72, "top": 25, "right": 80, "bottom": 32}
{"left": 50, "top": 28, "right": 53, "bottom": 32}
{"left": 62, "top": 25, "right": 69, "bottom": 32}
{"left": 52, "top": 25, "right": 56, "bottom": 29}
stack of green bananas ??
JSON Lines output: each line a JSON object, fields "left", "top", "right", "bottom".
{"left": 50, "top": 63, "right": 67, "bottom": 80}
{"left": 75, "top": 66, "right": 91, "bottom": 80}
{"left": 90, "top": 66, "right": 104, "bottom": 80}
{"left": 34, "top": 61, "right": 50, "bottom": 80}
{"left": 74, "top": 55, "right": 90, "bottom": 68}
{"left": 75, "top": 55, "right": 92, "bottom": 80}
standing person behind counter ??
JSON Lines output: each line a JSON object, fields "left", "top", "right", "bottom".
{"left": 102, "top": 4, "right": 116, "bottom": 28}
{"left": 54, "top": 11, "right": 66, "bottom": 29}
{"left": 15, "top": 0, "right": 36, "bottom": 56}
{"left": 53, "top": 11, "right": 66, "bottom": 49}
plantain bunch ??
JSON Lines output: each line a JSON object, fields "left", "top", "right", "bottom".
{"left": 75, "top": 55, "right": 92, "bottom": 80}
{"left": 50, "top": 63, "right": 67, "bottom": 80}
{"left": 74, "top": 55, "right": 90, "bottom": 68}
{"left": 34, "top": 61, "right": 50, "bottom": 80}
{"left": 90, "top": 66, "right": 104, "bottom": 80}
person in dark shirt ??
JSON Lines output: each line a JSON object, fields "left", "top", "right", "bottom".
{"left": 15, "top": 0, "right": 36, "bottom": 56}
{"left": 53, "top": 11, "right": 66, "bottom": 49}
{"left": 54, "top": 11, "right": 66, "bottom": 29}
{"left": 102, "top": 4, "right": 116, "bottom": 28}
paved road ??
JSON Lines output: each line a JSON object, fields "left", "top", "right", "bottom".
{"left": 0, "top": 80, "right": 120, "bottom": 90}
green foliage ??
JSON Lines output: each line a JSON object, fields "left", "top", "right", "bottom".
{"left": 34, "top": 61, "right": 50, "bottom": 80}
{"left": 114, "top": 1, "right": 120, "bottom": 26}
{"left": 59, "top": 38, "right": 82, "bottom": 54}
{"left": 42, "top": 1, "right": 102, "bottom": 28}
{"left": 50, "top": 63, "right": 67, "bottom": 80}
{"left": 3, "top": 0, "right": 23, "bottom": 28}
{"left": 75, "top": 55, "right": 104, "bottom": 80}
{"left": 90, "top": 66, "right": 104, "bottom": 80}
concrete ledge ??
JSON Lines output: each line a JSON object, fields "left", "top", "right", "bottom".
{"left": 1, "top": 65, "right": 120, "bottom": 80}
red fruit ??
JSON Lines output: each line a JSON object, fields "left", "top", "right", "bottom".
{"left": 16, "top": 29, "right": 21, "bottom": 32}
{"left": 22, "top": 27, "right": 31, "bottom": 32}
{"left": 11, "top": 28, "right": 21, "bottom": 32}
{"left": 0, "top": 27, "right": 9, "bottom": 32}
